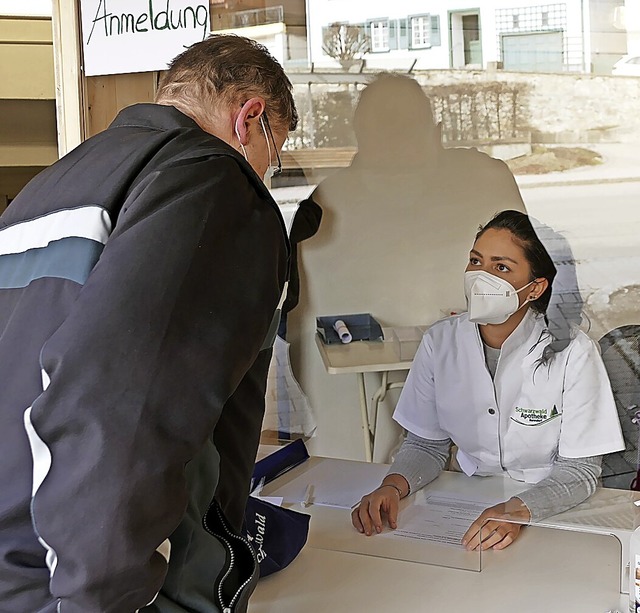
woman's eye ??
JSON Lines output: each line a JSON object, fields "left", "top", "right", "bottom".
{"left": 496, "top": 263, "right": 510, "bottom": 272}
{"left": 469, "top": 257, "right": 480, "bottom": 265}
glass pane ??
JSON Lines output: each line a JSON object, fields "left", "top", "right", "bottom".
{"left": 228, "top": 4, "right": 640, "bottom": 579}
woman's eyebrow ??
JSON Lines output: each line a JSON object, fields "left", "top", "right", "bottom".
{"left": 490, "top": 255, "right": 519, "bottom": 264}
{"left": 470, "top": 249, "right": 518, "bottom": 265}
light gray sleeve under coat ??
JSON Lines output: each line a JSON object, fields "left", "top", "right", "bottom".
{"left": 515, "top": 455, "right": 602, "bottom": 521}
{"left": 387, "top": 432, "right": 450, "bottom": 493}
{"left": 387, "top": 432, "right": 602, "bottom": 522}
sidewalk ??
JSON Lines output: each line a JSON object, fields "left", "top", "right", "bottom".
{"left": 272, "top": 143, "right": 640, "bottom": 204}
{"left": 515, "top": 143, "right": 640, "bottom": 189}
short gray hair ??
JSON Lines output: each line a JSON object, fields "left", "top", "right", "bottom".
{"left": 156, "top": 34, "right": 298, "bottom": 131}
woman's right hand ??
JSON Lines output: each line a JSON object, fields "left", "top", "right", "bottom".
{"left": 351, "top": 483, "right": 403, "bottom": 536}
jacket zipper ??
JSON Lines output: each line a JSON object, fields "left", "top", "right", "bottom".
{"left": 203, "top": 502, "right": 257, "bottom": 613}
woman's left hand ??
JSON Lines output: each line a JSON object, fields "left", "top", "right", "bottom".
{"left": 462, "top": 497, "right": 531, "bottom": 551}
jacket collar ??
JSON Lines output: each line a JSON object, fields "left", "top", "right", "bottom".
{"left": 466, "top": 308, "right": 548, "bottom": 358}
{"left": 109, "top": 103, "right": 250, "bottom": 172}
{"left": 110, "top": 103, "right": 203, "bottom": 131}
{"left": 498, "top": 309, "right": 549, "bottom": 357}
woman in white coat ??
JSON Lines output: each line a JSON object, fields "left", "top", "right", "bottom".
{"left": 352, "top": 210, "right": 624, "bottom": 550}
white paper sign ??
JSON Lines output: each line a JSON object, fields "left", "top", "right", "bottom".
{"left": 80, "top": 0, "right": 211, "bottom": 76}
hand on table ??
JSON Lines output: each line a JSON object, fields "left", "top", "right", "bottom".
{"left": 462, "top": 497, "right": 531, "bottom": 551}
{"left": 351, "top": 480, "right": 406, "bottom": 536}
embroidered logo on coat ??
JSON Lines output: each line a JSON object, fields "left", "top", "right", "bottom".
{"left": 511, "top": 405, "right": 561, "bottom": 426}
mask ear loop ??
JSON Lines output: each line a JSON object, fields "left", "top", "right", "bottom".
{"left": 526, "top": 279, "right": 545, "bottom": 303}
{"left": 515, "top": 281, "right": 539, "bottom": 314}
{"left": 235, "top": 118, "right": 248, "bottom": 160}
{"left": 260, "top": 116, "right": 273, "bottom": 169}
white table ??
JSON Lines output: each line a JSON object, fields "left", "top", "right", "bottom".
{"left": 251, "top": 456, "right": 636, "bottom": 613}
{"left": 315, "top": 330, "right": 415, "bottom": 461}
{"left": 249, "top": 528, "right": 624, "bottom": 613}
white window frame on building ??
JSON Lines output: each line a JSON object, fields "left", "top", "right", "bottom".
{"left": 410, "top": 14, "right": 431, "bottom": 49}
{"left": 409, "top": 14, "right": 441, "bottom": 50}
{"left": 368, "top": 18, "right": 389, "bottom": 53}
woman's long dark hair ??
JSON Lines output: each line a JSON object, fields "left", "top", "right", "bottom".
{"left": 477, "top": 210, "right": 575, "bottom": 365}
{"left": 476, "top": 210, "right": 556, "bottom": 314}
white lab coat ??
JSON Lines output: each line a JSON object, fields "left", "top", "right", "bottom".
{"left": 393, "top": 310, "right": 624, "bottom": 484}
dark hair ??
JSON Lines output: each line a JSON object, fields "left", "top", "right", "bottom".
{"left": 476, "top": 210, "right": 556, "bottom": 315}
{"left": 477, "top": 210, "right": 578, "bottom": 365}
{"left": 156, "top": 34, "right": 298, "bottom": 132}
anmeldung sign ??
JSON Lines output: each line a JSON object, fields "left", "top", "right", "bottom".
{"left": 80, "top": 0, "right": 210, "bottom": 76}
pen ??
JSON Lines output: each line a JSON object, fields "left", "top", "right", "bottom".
{"left": 302, "top": 484, "right": 314, "bottom": 508}
{"left": 250, "top": 476, "right": 266, "bottom": 496}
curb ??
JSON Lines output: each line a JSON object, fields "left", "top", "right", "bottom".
{"left": 517, "top": 176, "right": 640, "bottom": 189}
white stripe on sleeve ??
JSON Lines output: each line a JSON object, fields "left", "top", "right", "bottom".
{"left": 0, "top": 206, "right": 112, "bottom": 256}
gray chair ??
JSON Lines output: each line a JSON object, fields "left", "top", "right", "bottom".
{"left": 600, "top": 325, "right": 640, "bottom": 489}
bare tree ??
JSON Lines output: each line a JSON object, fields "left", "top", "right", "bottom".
{"left": 322, "top": 23, "right": 369, "bottom": 70}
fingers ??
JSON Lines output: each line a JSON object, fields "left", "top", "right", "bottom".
{"left": 387, "top": 499, "right": 398, "bottom": 530}
{"left": 351, "top": 491, "right": 399, "bottom": 536}
{"left": 359, "top": 497, "right": 383, "bottom": 535}
{"left": 462, "top": 508, "right": 495, "bottom": 548}
{"left": 351, "top": 506, "right": 365, "bottom": 533}
{"left": 463, "top": 520, "right": 522, "bottom": 551}
{"left": 492, "top": 528, "right": 517, "bottom": 550}
{"left": 461, "top": 517, "right": 483, "bottom": 549}
{"left": 463, "top": 502, "right": 519, "bottom": 551}
{"left": 351, "top": 498, "right": 375, "bottom": 536}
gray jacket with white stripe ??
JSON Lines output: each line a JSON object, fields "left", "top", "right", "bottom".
{"left": 0, "top": 104, "right": 288, "bottom": 613}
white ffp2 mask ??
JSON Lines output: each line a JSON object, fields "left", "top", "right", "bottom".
{"left": 464, "top": 270, "right": 534, "bottom": 325}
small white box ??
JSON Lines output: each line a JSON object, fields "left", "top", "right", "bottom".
{"left": 391, "top": 326, "right": 425, "bottom": 361}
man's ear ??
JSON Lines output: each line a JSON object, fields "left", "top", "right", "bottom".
{"left": 234, "top": 97, "right": 266, "bottom": 145}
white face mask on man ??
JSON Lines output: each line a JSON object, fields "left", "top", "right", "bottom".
{"left": 464, "top": 270, "right": 535, "bottom": 325}
{"left": 234, "top": 116, "right": 280, "bottom": 183}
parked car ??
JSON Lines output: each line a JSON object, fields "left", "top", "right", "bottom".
{"left": 612, "top": 55, "right": 640, "bottom": 76}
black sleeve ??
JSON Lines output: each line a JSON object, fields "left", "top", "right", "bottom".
{"left": 213, "top": 347, "right": 273, "bottom": 532}
{"left": 27, "top": 156, "right": 287, "bottom": 612}
{"left": 289, "top": 196, "right": 323, "bottom": 244}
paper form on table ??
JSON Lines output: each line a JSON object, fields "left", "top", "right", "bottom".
{"left": 264, "top": 457, "right": 389, "bottom": 509}
{"left": 382, "top": 489, "right": 520, "bottom": 548}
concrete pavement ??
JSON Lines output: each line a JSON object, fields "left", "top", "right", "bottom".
{"left": 516, "top": 143, "right": 640, "bottom": 189}
{"left": 272, "top": 143, "right": 640, "bottom": 203}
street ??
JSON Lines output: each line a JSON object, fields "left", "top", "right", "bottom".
{"left": 522, "top": 181, "right": 640, "bottom": 337}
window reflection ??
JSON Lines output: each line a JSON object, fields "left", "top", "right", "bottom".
{"left": 223, "top": 0, "right": 640, "bottom": 469}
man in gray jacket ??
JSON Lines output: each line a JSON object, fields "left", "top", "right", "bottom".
{"left": 0, "top": 35, "right": 296, "bottom": 613}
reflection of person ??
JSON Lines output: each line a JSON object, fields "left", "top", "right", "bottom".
{"left": 278, "top": 197, "right": 323, "bottom": 339}
{"left": 530, "top": 218, "right": 584, "bottom": 353}
{"left": 352, "top": 211, "right": 624, "bottom": 550}
{"left": 288, "top": 73, "right": 527, "bottom": 461}
{"left": 298, "top": 73, "right": 528, "bottom": 324}
{"left": 0, "top": 36, "right": 296, "bottom": 612}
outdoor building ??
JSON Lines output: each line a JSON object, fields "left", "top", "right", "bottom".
{"left": 210, "top": 0, "right": 308, "bottom": 66}
{"left": 305, "top": 0, "right": 627, "bottom": 74}
{"left": 622, "top": 0, "right": 640, "bottom": 54}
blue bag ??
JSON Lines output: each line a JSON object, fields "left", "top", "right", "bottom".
{"left": 244, "top": 440, "right": 311, "bottom": 577}
{"left": 244, "top": 496, "right": 310, "bottom": 577}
